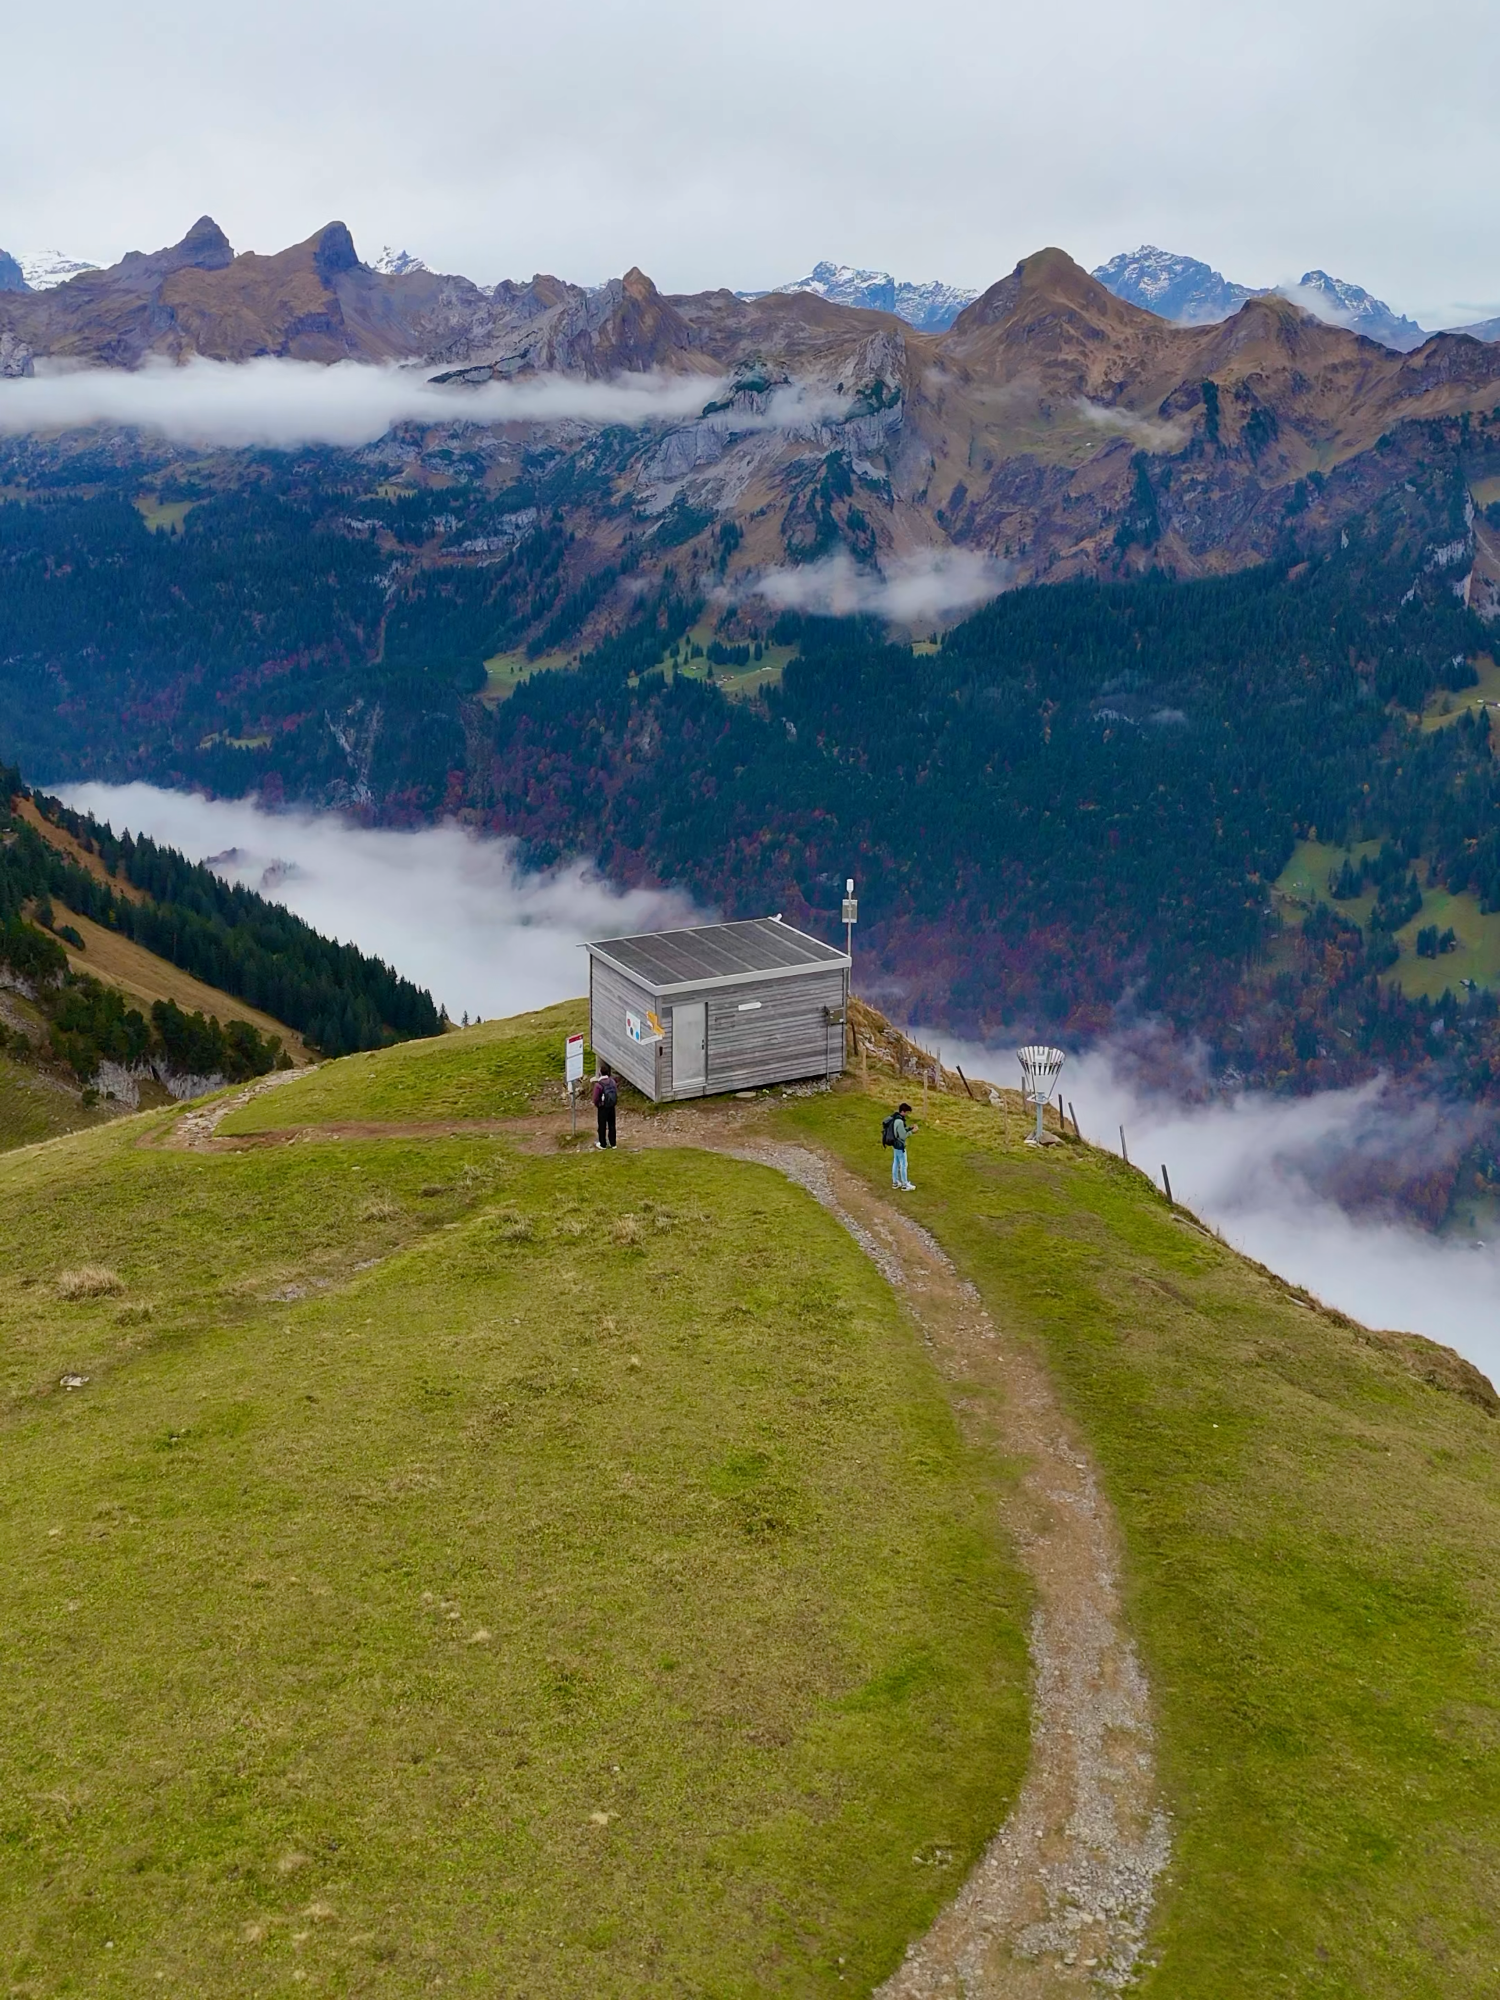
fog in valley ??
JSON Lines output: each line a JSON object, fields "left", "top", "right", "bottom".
{"left": 54, "top": 782, "right": 703, "bottom": 1022}
{"left": 54, "top": 781, "right": 1500, "bottom": 1381}
{"left": 933, "top": 1032, "right": 1500, "bottom": 1381}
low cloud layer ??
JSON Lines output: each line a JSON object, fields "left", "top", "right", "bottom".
{"left": 924, "top": 1031, "right": 1500, "bottom": 1381}
{"left": 54, "top": 782, "right": 704, "bottom": 1018}
{"left": 0, "top": 356, "right": 724, "bottom": 449}
{"left": 751, "top": 548, "right": 1011, "bottom": 624}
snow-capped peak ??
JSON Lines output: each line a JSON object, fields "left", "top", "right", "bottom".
{"left": 1284, "top": 271, "right": 1426, "bottom": 351}
{"left": 1092, "top": 246, "right": 1261, "bottom": 326}
{"left": 373, "top": 246, "right": 428, "bottom": 277}
{"left": 1094, "top": 244, "right": 1429, "bottom": 350}
{"left": 768, "top": 260, "right": 977, "bottom": 332}
{"left": 15, "top": 250, "right": 101, "bottom": 290}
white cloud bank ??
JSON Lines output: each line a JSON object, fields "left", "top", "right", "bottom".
{"left": 0, "top": 356, "right": 724, "bottom": 449}
{"left": 923, "top": 1032, "right": 1500, "bottom": 1383}
{"left": 53, "top": 782, "right": 704, "bottom": 1020}
{"left": 751, "top": 548, "right": 1010, "bottom": 623}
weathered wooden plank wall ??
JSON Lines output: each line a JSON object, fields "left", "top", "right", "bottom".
{"left": 590, "top": 954, "right": 847, "bottom": 1101}
{"left": 589, "top": 958, "right": 662, "bottom": 1099}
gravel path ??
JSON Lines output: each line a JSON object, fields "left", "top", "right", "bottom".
{"left": 161, "top": 1065, "right": 310, "bottom": 1149}
{"left": 692, "top": 1136, "right": 1171, "bottom": 1996}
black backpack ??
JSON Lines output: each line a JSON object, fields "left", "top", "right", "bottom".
{"left": 881, "top": 1111, "right": 900, "bottom": 1148}
{"left": 599, "top": 1074, "right": 618, "bottom": 1108}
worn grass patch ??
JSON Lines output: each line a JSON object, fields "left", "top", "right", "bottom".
{"left": 219, "top": 1000, "right": 589, "bottom": 1134}
{"left": 779, "top": 1083, "right": 1500, "bottom": 1997}
{"left": 0, "top": 1109, "right": 1028, "bottom": 1993}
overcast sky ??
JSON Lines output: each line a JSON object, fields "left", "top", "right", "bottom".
{"left": 4, "top": 0, "right": 1498, "bottom": 321}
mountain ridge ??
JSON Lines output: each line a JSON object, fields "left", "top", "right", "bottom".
{"left": 1092, "top": 243, "right": 1431, "bottom": 350}
{"left": 6, "top": 221, "right": 1500, "bottom": 604}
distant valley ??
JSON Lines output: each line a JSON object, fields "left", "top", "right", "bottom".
{"left": 4, "top": 213, "right": 1500, "bottom": 1202}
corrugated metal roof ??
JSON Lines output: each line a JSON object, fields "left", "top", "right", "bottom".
{"left": 587, "top": 918, "right": 848, "bottom": 992}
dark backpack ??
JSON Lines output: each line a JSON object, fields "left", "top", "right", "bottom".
{"left": 881, "top": 1112, "right": 900, "bottom": 1149}
{"left": 599, "top": 1074, "right": 618, "bottom": 1109}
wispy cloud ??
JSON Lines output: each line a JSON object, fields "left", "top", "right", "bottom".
{"left": 750, "top": 548, "right": 1010, "bottom": 622}
{"left": 0, "top": 356, "right": 725, "bottom": 449}
{"left": 52, "top": 782, "right": 705, "bottom": 1017}
{"left": 1074, "top": 399, "right": 1186, "bottom": 452}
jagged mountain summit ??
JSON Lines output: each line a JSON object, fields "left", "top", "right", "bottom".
{"left": 0, "top": 251, "right": 27, "bottom": 293}
{"left": 1094, "top": 244, "right": 1428, "bottom": 351}
{"left": 760, "top": 261, "right": 978, "bottom": 332}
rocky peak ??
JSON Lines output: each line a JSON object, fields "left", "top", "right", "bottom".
{"left": 0, "top": 250, "right": 29, "bottom": 294}
{"left": 1291, "top": 270, "right": 1426, "bottom": 352}
{"left": 951, "top": 248, "right": 1134, "bottom": 338}
{"left": 313, "top": 222, "right": 361, "bottom": 281}
{"left": 1094, "top": 245, "right": 1260, "bottom": 325}
{"left": 175, "top": 215, "right": 234, "bottom": 270}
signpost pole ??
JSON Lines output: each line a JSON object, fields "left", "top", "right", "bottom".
{"left": 565, "top": 1032, "right": 585, "bottom": 1139}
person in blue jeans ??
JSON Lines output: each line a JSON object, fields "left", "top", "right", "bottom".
{"left": 891, "top": 1102, "right": 915, "bottom": 1189}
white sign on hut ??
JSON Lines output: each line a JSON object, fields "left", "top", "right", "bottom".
{"left": 585, "top": 918, "right": 850, "bottom": 1101}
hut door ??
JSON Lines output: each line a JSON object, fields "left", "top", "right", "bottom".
{"left": 672, "top": 1002, "right": 706, "bottom": 1094}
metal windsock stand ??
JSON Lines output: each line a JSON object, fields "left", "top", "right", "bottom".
{"left": 1017, "top": 1044, "right": 1066, "bottom": 1146}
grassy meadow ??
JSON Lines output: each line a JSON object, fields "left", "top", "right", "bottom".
{"left": 219, "top": 1001, "right": 589, "bottom": 1134}
{"left": 778, "top": 1085, "right": 1500, "bottom": 1997}
{"left": 0, "top": 1053, "right": 1029, "bottom": 1994}
{"left": 8, "top": 1008, "right": 1500, "bottom": 1993}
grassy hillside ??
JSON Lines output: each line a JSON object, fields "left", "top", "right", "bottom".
{"left": 6, "top": 1012, "right": 1500, "bottom": 1993}
{"left": 779, "top": 1084, "right": 1500, "bottom": 1997}
{"left": 0, "top": 1050, "right": 1029, "bottom": 1994}
{"left": 219, "top": 1001, "right": 583, "bottom": 1135}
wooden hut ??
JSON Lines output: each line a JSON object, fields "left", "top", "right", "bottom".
{"left": 586, "top": 918, "right": 850, "bottom": 1102}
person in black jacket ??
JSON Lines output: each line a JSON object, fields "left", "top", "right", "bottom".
{"left": 890, "top": 1102, "right": 915, "bottom": 1189}
{"left": 592, "top": 1063, "right": 618, "bottom": 1149}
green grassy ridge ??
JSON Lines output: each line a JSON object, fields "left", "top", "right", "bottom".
{"left": 777, "top": 1088, "right": 1500, "bottom": 1997}
{"left": 0, "top": 1100, "right": 1029, "bottom": 1992}
{"left": 219, "top": 1000, "right": 590, "bottom": 1134}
